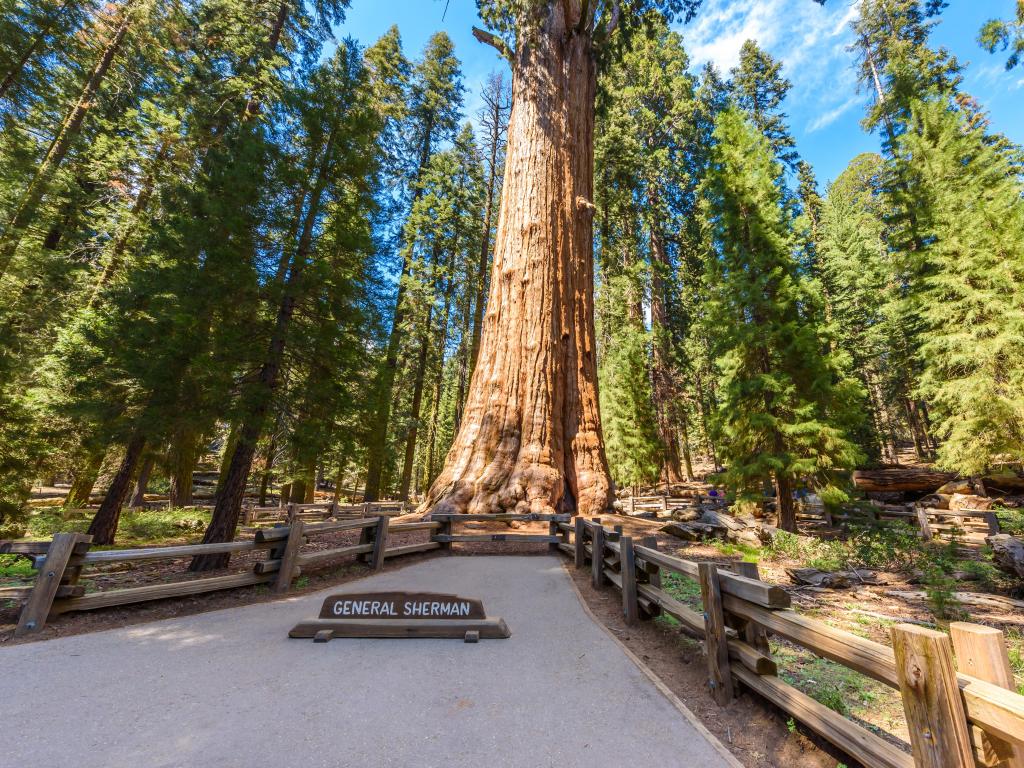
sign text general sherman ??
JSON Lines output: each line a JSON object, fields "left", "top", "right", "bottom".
{"left": 317, "top": 592, "right": 486, "bottom": 620}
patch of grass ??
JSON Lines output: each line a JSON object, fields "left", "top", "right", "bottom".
{"left": 996, "top": 508, "right": 1024, "bottom": 537}
{"left": 294, "top": 576, "right": 309, "bottom": 589}
{"left": 0, "top": 554, "right": 35, "bottom": 579}
{"left": 661, "top": 570, "right": 703, "bottom": 610}
{"left": 774, "top": 643, "right": 882, "bottom": 718}
{"left": 710, "top": 538, "right": 762, "bottom": 562}
{"left": 23, "top": 506, "right": 212, "bottom": 548}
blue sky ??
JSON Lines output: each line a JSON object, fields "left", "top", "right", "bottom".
{"left": 340, "top": 0, "right": 1024, "bottom": 186}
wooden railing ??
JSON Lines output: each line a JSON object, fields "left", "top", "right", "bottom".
{"left": 2, "top": 515, "right": 440, "bottom": 637}
{"left": 618, "top": 494, "right": 727, "bottom": 516}
{"left": 242, "top": 500, "right": 410, "bottom": 525}
{"left": 798, "top": 503, "right": 1001, "bottom": 545}
{"left": 561, "top": 517, "right": 1024, "bottom": 768}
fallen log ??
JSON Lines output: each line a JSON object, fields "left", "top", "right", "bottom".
{"left": 853, "top": 468, "right": 956, "bottom": 493}
{"left": 988, "top": 535, "right": 1024, "bottom": 580}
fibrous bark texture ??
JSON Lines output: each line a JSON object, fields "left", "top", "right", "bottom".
{"left": 422, "top": 5, "right": 611, "bottom": 517}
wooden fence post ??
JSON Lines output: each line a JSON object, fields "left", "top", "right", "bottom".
{"left": 370, "top": 515, "right": 389, "bottom": 572}
{"left": 620, "top": 536, "right": 639, "bottom": 624}
{"left": 640, "top": 535, "right": 661, "bottom": 589}
{"left": 915, "top": 504, "right": 933, "bottom": 542}
{"left": 15, "top": 533, "right": 91, "bottom": 637}
{"left": 891, "top": 624, "right": 974, "bottom": 768}
{"left": 591, "top": 521, "right": 605, "bottom": 589}
{"left": 698, "top": 562, "right": 733, "bottom": 705}
{"left": 286, "top": 502, "right": 297, "bottom": 524}
{"left": 661, "top": 495, "right": 668, "bottom": 515}
{"left": 274, "top": 520, "right": 305, "bottom": 593}
{"left": 627, "top": 496, "right": 634, "bottom": 515}
{"left": 733, "top": 562, "right": 771, "bottom": 655}
{"left": 436, "top": 517, "right": 452, "bottom": 552}
{"left": 574, "top": 517, "right": 586, "bottom": 568}
{"left": 950, "top": 623, "right": 1024, "bottom": 768}
{"left": 548, "top": 519, "right": 559, "bottom": 552}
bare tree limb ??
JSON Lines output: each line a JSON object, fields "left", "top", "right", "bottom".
{"left": 472, "top": 26, "right": 515, "bottom": 65}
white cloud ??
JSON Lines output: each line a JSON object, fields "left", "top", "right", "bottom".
{"left": 807, "top": 94, "right": 862, "bottom": 132}
{"left": 675, "top": 0, "right": 867, "bottom": 155}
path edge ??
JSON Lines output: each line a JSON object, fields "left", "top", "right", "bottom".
{"left": 559, "top": 560, "right": 745, "bottom": 768}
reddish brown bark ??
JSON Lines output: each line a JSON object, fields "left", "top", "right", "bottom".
{"left": 422, "top": 5, "right": 611, "bottom": 517}
{"left": 88, "top": 432, "right": 146, "bottom": 545}
{"left": 649, "top": 223, "right": 685, "bottom": 484}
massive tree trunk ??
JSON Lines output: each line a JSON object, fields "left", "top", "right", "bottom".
{"left": 422, "top": 7, "right": 611, "bottom": 517}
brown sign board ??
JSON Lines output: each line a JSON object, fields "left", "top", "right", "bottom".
{"left": 318, "top": 592, "right": 486, "bottom": 621}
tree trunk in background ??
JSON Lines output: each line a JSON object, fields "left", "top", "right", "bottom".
{"left": 190, "top": 125, "right": 335, "bottom": 570}
{"left": 278, "top": 482, "right": 290, "bottom": 508}
{"left": 649, "top": 223, "right": 684, "bottom": 485}
{"left": 399, "top": 301, "right": 434, "bottom": 501}
{"left": 88, "top": 432, "right": 146, "bottom": 544}
{"left": 168, "top": 427, "right": 198, "bottom": 507}
{"left": 65, "top": 449, "right": 104, "bottom": 507}
{"left": 423, "top": 5, "right": 611, "bottom": 517}
{"left": 257, "top": 431, "right": 277, "bottom": 506}
{"left": 0, "top": 3, "right": 133, "bottom": 277}
{"left": 364, "top": 121, "right": 437, "bottom": 502}
{"left": 776, "top": 473, "right": 796, "bottom": 533}
{"left": 129, "top": 453, "right": 154, "bottom": 508}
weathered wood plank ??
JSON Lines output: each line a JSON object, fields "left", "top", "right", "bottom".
{"left": 620, "top": 537, "right": 639, "bottom": 624}
{"left": 0, "top": 540, "right": 91, "bottom": 556}
{"left": 699, "top": 563, "right": 733, "bottom": 705}
{"left": 82, "top": 539, "right": 263, "bottom": 564}
{"left": 383, "top": 541, "right": 442, "bottom": 558}
{"left": 732, "top": 562, "right": 771, "bottom": 655}
{"left": 432, "top": 534, "right": 560, "bottom": 543}
{"left": 574, "top": 516, "right": 586, "bottom": 569}
{"left": 288, "top": 617, "right": 511, "bottom": 639}
{"left": 428, "top": 513, "right": 570, "bottom": 522}
{"left": 274, "top": 519, "right": 305, "bottom": 593}
{"left": 723, "top": 595, "right": 899, "bottom": 687}
{"left": 591, "top": 522, "right": 605, "bottom": 589}
{"left": 950, "top": 623, "right": 1024, "bottom": 767}
{"left": 635, "top": 545, "right": 790, "bottom": 609}
{"left": 369, "top": 516, "right": 389, "bottom": 572}
{"left": 734, "top": 667, "right": 914, "bottom": 768}
{"left": 52, "top": 572, "right": 272, "bottom": 613}
{"left": 0, "top": 584, "right": 84, "bottom": 599}
{"left": 891, "top": 624, "right": 974, "bottom": 768}
{"left": 294, "top": 543, "right": 374, "bottom": 569}
{"left": 387, "top": 521, "right": 441, "bottom": 532}
{"left": 959, "top": 674, "right": 1024, "bottom": 749}
{"left": 15, "top": 533, "right": 91, "bottom": 635}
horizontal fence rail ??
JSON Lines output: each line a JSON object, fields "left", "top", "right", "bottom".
{"left": 562, "top": 517, "right": 1024, "bottom": 768}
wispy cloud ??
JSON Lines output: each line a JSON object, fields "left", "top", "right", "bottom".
{"left": 807, "top": 94, "right": 862, "bottom": 132}
{"left": 675, "top": 0, "right": 867, "bottom": 170}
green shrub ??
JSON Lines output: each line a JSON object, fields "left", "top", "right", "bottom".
{"left": 0, "top": 554, "right": 35, "bottom": 579}
{"left": 997, "top": 508, "right": 1024, "bottom": 536}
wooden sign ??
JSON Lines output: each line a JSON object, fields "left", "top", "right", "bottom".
{"left": 318, "top": 592, "right": 486, "bottom": 620}
{"left": 289, "top": 590, "right": 509, "bottom": 642}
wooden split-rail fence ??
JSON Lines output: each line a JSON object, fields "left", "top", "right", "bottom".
{"left": 242, "top": 500, "right": 409, "bottom": 525}
{"left": 798, "top": 503, "right": 1002, "bottom": 546}
{"left": 5, "top": 511, "right": 1023, "bottom": 768}
{"left": 1, "top": 511, "right": 570, "bottom": 638}
{"left": 556, "top": 517, "right": 1024, "bottom": 768}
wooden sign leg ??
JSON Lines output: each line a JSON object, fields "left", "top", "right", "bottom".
{"left": 620, "top": 537, "right": 639, "bottom": 624}
{"left": 370, "top": 515, "right": 389, "bottom": 572}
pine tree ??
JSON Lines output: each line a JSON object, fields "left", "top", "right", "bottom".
{"left": 979, "top": 1, "right": 1023, "bottom": 71}
{"left": 702, "top": 108, "right": 862, "bottom": 531}
{"left": 894, "top": 97, "right": 1024, "bottom": 473}
{"left": 729, "top": 40, "right": 798, "bottom": 172}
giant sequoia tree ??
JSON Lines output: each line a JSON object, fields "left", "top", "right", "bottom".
{"left": 420, "top": 1, "right": 704, "bottom": 517}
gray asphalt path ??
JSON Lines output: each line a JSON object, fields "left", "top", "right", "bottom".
{"left": 2, "top": 556, "right": 736, "bottom": 768}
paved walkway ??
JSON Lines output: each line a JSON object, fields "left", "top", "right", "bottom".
{"left": 3, "top": 556, "right": 737, "bottom": 768}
